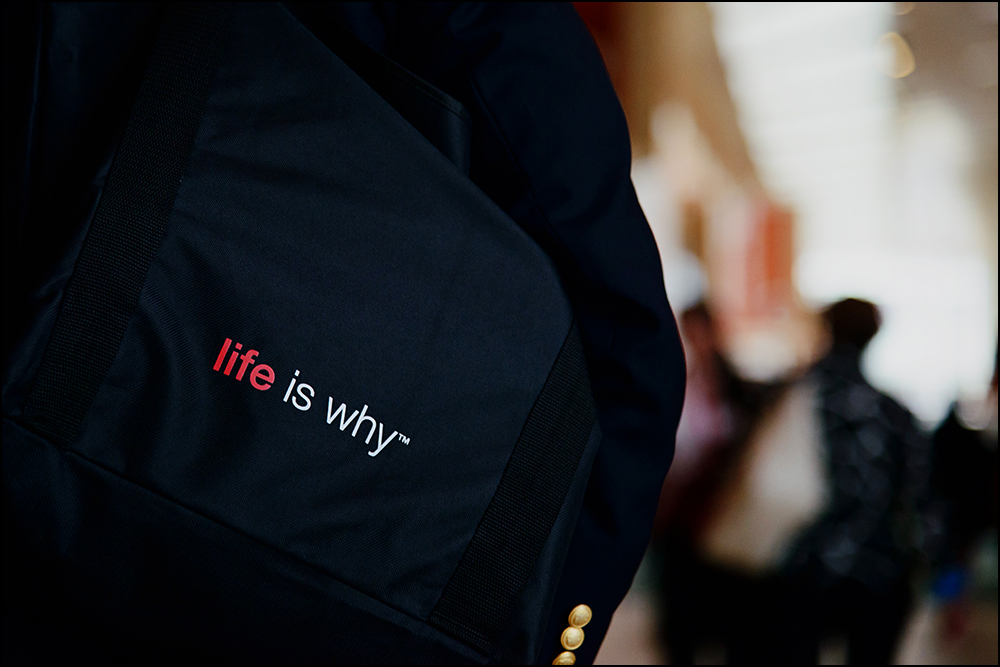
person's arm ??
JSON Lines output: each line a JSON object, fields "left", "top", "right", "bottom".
{"left": 387, "top": 4, "right": 686, "bottom": 661}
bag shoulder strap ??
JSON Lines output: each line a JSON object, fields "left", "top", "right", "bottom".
{"left": 431, "top": 323, "right": 596, "bottom": 654}
{"left": 22, "top": 3, "right": 232, "bottom": 444}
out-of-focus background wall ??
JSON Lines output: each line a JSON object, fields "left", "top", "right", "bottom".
{"left": 573, "top": 2, "right": 998, "bottom": 664}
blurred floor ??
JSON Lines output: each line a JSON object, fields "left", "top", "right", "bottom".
{"left": 594, "top": 586, "right": 663, "bottom": 665}
{"left": 895, "top": 598, "right": 998, "bottom": 665}
{"left": 595, "top": 562, "right": 998, "bottom": 665}
{"left": 595, "top": 586, "right": 998, "bottom": 665}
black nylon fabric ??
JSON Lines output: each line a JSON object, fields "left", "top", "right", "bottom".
{"left": 286, "top": 2, "right": 473, "bottom": 175}
{"left": 3, "top": 3, "right": 601, "bottom": 662}
{"left": 21, "top": 3, "right": 231, "bottom": 444}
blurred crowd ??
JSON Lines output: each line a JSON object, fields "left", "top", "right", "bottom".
{"left": 566, "top": 2, "right": 998, "bottom": 663}
{"left": 570, "top": 3, "right": 998, "bottom": 663}
{"left": 646, "top": 298, "right": 998, "bottom": 665}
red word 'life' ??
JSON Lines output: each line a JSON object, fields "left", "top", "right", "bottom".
{"left": 212, "top": 338, "right": 274, "bottom": 390}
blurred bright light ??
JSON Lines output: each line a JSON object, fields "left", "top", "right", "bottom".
{"left": 877, "top": 32, "right": 916, "bottom": 78}
{"left": 712, "top": 2, "right": 895, "bottom": 246}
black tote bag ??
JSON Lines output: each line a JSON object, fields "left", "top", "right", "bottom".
{"left": 3, "top": 3, "right": 599, "bottom": 663}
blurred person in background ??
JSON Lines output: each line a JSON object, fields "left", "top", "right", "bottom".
{"left": 775, "top": 298, "right": 932, "bottom": 665}
{"left": 652, "top": 302, "right": 780, "bottom": 664}
{"left": 929, "top": 349, "right": 999, "bottom": 639}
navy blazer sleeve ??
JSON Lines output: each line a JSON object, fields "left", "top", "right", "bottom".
{"left": 340, "top": 3, "right": 687, "bottom": 662}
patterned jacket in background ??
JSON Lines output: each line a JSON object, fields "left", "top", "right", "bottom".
{"left": 788, "top": 344, "right": 931, "bottom": 591}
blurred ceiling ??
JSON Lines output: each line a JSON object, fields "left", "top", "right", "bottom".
{"left": 574, "top": 2, "right": 761, "bottom": 189}
{"left": 576, "top": 2, "right": 999, "bottom": 420}
{"left": 898, "top": 0, "right": 998, "bottom": 239}
{"left": 710, "top": 2, "right": 998, "bottom": 418}
{"left": 712, "top": 2, "right": 898, "bottom": 257}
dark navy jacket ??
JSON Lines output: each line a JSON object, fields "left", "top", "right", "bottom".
{"left": 2, "top": 3, "right": 684, "bottom": 663}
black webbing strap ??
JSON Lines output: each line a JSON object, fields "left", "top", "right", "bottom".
{"left": 21, "top": 3, "right": 231, "bottom": 445}
{"left": 430, "top": 323, "right": 597, "bottom": 654}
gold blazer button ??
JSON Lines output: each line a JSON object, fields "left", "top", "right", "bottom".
{"left": 561, "top": 626, "right": 584, "bottom": 651}
{"left": 552, "top": 650, "right": 576, "bottom": 665}
{"left": 568, "top": 604, "right": 592, "bottom": 628}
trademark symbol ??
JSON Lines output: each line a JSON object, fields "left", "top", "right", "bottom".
{"left": 398, "top": 434, "right": 410, "bottom": 445}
